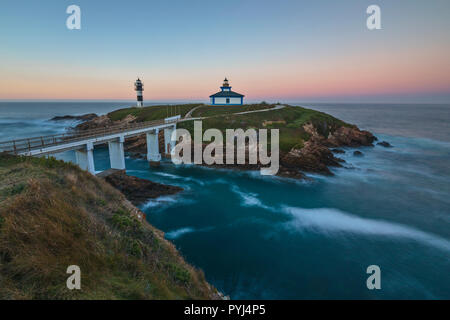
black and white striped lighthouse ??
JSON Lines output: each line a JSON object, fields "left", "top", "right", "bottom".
{"left": 134, "top": 78, "right": 144, "bottom": 107}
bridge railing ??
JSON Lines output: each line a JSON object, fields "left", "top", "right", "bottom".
{"left": 0, "top": 118, "right": 175, "bottom": 155}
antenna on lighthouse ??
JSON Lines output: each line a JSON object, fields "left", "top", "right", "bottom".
{"left": 134, "top": 78, "right": 144, "bottom": 107}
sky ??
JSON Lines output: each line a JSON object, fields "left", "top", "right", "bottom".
{"left": 0, "top": 0, "right": 450, "bottom": 103}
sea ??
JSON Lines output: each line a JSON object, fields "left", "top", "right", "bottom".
{"left": 0, "top": 101, "right": 449, "bottom": 299}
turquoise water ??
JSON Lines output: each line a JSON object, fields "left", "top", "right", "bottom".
{"left": 0, "top": 102, "right": 449, "bottom": 299}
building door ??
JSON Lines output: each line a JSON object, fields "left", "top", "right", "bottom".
{"left": 226, "top": 98, "right": 230, "bottom": 104}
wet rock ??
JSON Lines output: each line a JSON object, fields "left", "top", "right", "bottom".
{"left": 75, "top": 114, "right": 137, "bottom": 131}
{"left": 75, "top": 112, "right": 377, "bottom": 181}
{"left": 377, "top": 141, "right": 393, "bottom": 148}
{"left": 353, "top": 151, "right": 364, "bottom": 156}
{"left": 75, "top": 114, "right": 113, "bottom": 130}
{"left": 50, "top": 113, "right": 98, "bottom": 122}
{"left": 97, "top": 169, "right": 182, "bottom": 206}
{"left": 326, "top": 126, "right": 376, "bottom": 147}
{"left": 281, "top": 140, "right": 343, "bottom": 175}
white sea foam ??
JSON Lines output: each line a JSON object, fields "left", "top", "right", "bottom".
{"left": 140, "top": 195, "right": 193, "bottom": 210}
{"left": 154, "top": 172, "right": 182, "bottom": 179}
{"left": 228, "top": 184, "right": 450, "bottom": 253}
{"left": 282, "top": 206, "right": 450, "bottom": 252}
{"left": 231, "top": 185, "right": 271, "bottom": 210}
{"left": 165, "top": 227, "right": 195, "bottom": 240}
{"left": 153, "top": 171, "right": 205, "bottom": 185}
{"left": 165, "top": 226, "right": 214, "bottom": 240}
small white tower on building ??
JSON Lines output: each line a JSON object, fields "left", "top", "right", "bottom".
{"left": 134, "top": 78, "right": 144, "bottom": 107}
{"left": 209, "top": 78, "right": 244, "bottom": 105}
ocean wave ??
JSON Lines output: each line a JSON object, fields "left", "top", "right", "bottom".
{"left": 165, "top": 226, "right": 214, "bottom": 240}
{"left": 376, "top": 134, "right": 450, "bottom": 150}
{"left": 230, "top": 185, "right": 272, "bottom": 210}
{"left": 165, "top": 227, "right": 195, "bottom": 240}
{"left": 328, "top": 144, "right": 449, "bottom": 186}
{"left": 0, "top": 118, "right": 77, "bottom": 141}
{"left": 282, "top": 206, "right": 450, "bottom": 252}
{"left": 153, "top": 172, "right": 182, "bottom": 179}
{"left": 140, "top": 195, "right": 194, "bottom": 210}
{"left": 226, "top": 183, "right": 450, "bottom": 253}
{"left": 153, "top": 171, "right": 205, "bottom": 185}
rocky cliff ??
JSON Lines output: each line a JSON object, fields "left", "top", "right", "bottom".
{"left": 74, "top": 104, "right": 379, "bottom": 178}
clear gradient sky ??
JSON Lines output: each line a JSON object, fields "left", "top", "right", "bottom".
{"left": 1, "top": 0, "right": 450, "bottom": 103}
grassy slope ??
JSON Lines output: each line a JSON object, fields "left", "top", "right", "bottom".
{"left": 179, "top": 105, "right": 352, "bottom": 152}
{"left": 0, "top": 155, "right": 217, "bottom": 300}
{"left": 108, "top": 104, "right": 201, "bottom": 122}
{"left": 106, "top": 103, "right": 352, "bottom": 152}
{"left": 191, "top": 103, "right": 274, "bottom": 118}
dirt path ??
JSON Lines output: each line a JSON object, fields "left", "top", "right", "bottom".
{"left": 184, "top": 105, "right": 203, "bottom": 119}
{"left": 180, "top": 104, "right": 286, "bottom": 123}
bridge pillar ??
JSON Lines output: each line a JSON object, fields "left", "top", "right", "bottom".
{"left": 108, "top": 136, "right": 126, "bottom": 170}
{"left": 164, "top": 124, "right": 177, "bottom": 155}
{"left": 75, "top": 142, "right": 95, "bottom": 174}
{"left": 146, "top": 129, "right": 161, "bottom": 167}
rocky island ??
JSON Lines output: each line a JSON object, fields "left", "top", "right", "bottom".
{"left": 74, "top": 103, "right": 379, "bottom": 178}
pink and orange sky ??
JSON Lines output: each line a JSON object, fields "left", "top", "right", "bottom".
{"left": 1, "top": 0, "right": 450, "bottom": 103}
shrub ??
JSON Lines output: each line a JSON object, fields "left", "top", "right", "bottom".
{"left": 124, "top": 237, "right": 143, "bottom": 258}
{"left": 1, "top": 183, "right": 25, "bottom": 196}
{"left": 166, "top": 263, "right": 191, "bottom": 284}
{"left": 111, "top": 209, "right": 135, "bottom": 230}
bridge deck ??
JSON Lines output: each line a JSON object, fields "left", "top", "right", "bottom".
{"left": 0, "top": 119, "right": 177, "bottom": 156}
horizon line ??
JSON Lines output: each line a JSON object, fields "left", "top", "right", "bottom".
{"left": 0, "top": 99, "right": 449, "bottom": 105}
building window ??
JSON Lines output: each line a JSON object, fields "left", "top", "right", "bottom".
{"left": 226, "top": 98, "right": 230, "bottom": 104}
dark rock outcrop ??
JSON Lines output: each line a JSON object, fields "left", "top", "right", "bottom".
{"left": 50, "top": 113, "right": 98, "bottom": 122}
{"left": 98, "top": 169, "right": 182, "bottom": 206}
{"left": 326, "top": 126, "right": 376, "bottom": 147}
{"left": 75, "top": 115, "right": 114, "bottom": 130}
{"left": 353, "top": 151, "right": 364, "bottom": 156}
{"left": 377, "top": 141, "right": 393, "bottom": 148}
{"left": 281, "top": 140, "right": 343, "bottom": 175}
{"left": 75, "top": 114, "right": 137, "bottom": 131}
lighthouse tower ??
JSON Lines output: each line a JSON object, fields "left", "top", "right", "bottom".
{"left": 134, "top": 78, "right": 144, "bottom": 107}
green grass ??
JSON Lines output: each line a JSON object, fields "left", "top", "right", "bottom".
{"left": 104, "top": 103, "right": 353, "bottom": 153}
{"left": 108, "top": 104, "right": 202, "bottom": 122}
{"left": 178, "top": 105, "right": 352, "bottom": 152}
{"left": 0, "top": 154, "right": 217, "bottom": 300}
{"left": 191, "top": 103, "right": 274, "bottom": 118}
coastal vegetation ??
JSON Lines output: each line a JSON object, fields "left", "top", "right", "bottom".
{"left": 178, "top": 104, "right": 352, "bottom": 152}
{"left": 190, "top": 103, "right": 273, "bottom": 118}
{"left": 0, "top": 154, "right": 219, "bottom": 299}
{"left": 75, "top": 103, "right": 375, "bottom": 177}
{"left": 105, "top": 103, "right": 353, "bottom": 152}
{"left": 108, "top": 104, "right": 201, "bottom": 122}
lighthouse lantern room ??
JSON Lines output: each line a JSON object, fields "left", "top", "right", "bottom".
{"left": 134, "top": 78, "right": 144, "bottom": 107}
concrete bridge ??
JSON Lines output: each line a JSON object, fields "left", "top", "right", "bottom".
{"left": 0, "top": 116, "right": 181, "bottom": 174}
